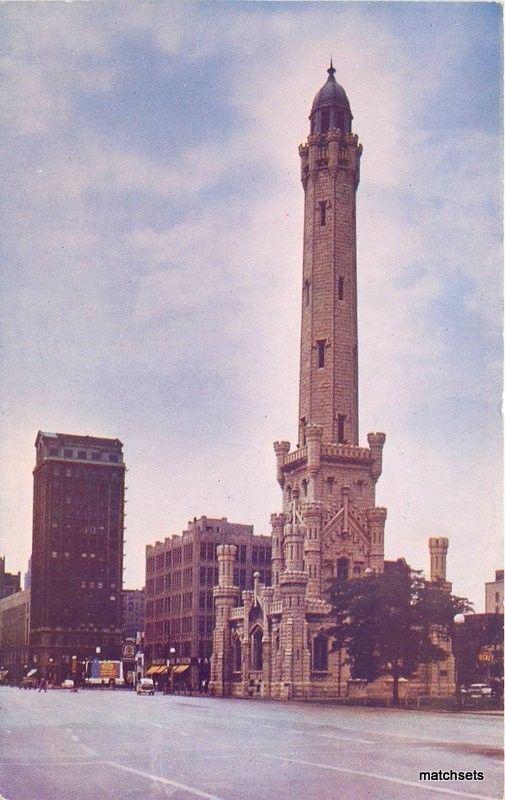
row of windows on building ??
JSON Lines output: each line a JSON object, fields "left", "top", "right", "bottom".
{"left": 285, "top": 478, "right": 365, "bottom": 504}
{"left": 46, "top": 447, "right": 121, "bottom": 463}
{"left": 49, "top": 548, "right": 120, "bottom": 560}
{"left": 50, "top": 550, "right": 102, "bottom": 559}
{"left": 230, "top": 631, "right": 330, "bottom": 673}
{"left": 50, "top": 467, "right": 123, "bottom": 481}
{"left": 50, "top": 526, "right": 115, "bottom": 538}
{"left": 146, "top": 615, "right": 213, "bottom": 638}
{"left": 147, "top": 589, "right": 222, "bottom": 617}
{"left": 50, "top": 496, "right": 121, "bottom": 510}
{"left": 50, "top": 478, "right": 121, "bottom": 493}
{"left": 148, "top": 639, "right": 215, "bottom": 659}
{"left": 147, "top": 567, "right": 271, "bottom": 597}
{"left": 50, "top": 515, "right": 121, "bottom": 527}
{"left": 37, "top": 633, "right": 117, "bottom": 648}
{"left": 147, "top": 543, "right": 272, "bottom": 574}
{"left": 148, "top": 544, "right": 193, "bottom": 572}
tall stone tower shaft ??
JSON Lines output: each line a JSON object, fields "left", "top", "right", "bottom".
{"left": 272, "top": 65, "right": 387, "bottom": 597}
{"left": 297, "top": 64, "right": 361, "bottom": 447}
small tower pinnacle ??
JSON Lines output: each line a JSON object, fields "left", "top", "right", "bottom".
{"left": 328, "top": 58, "right": 335, "bottom": 77}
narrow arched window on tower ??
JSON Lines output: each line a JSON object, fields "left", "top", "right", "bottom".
{"left": 337, "top": 414, "right": 346, "bottom": 444}
{"left": 336, "top": 557, "right": 349, "bottom": 581}
{"left": 320, "top": 201, "right": 327, "bottom": 226}
{"left": 251, "top": 629, "right": 263, "bottom": 671}
{"left": 232, "top": 636, "right": 242, "bottom": 672}
{"left": 313, "top": 633, "right": 328, "bottom": 671}
{"left": 317, "top": 340, "right": 326, "bottom": 368}
{"left": 338, "top": 276, "right": 344, "bottom": 300}
{"left": 321, "top": 109, "right": 330, "bottom": 133}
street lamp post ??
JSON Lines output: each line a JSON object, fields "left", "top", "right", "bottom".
{"left": 71, "top": 655, "right": 78, "bottom": 692}
{"left": 168, "top": 647, "right": 176, "bottom": 694}
{"left": 453, "top": 613, "right": 465, "bottom": 711}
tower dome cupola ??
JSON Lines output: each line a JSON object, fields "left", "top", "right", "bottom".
{"left": 310, "top": 62, "right": 352, "bottom": 135}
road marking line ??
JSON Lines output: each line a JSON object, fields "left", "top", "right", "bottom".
{"left": 260, "top": 724, "right": 276, "bottom": 729}
{"left": 308, "top": 722, "right": 499, "bottom": 750}
{"left": 105, "top": 762, "right": 227, "bottom": 800}
{"left": 263, "top": 755, "right": 501, "bottom": 800}
{"left": 0, "top": 759, "right": 101, "bottom": 766}
{"left": 320, "top": 733, "right": 374, "bottom": 744}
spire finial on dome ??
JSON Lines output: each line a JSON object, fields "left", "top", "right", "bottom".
{"left": 328, "top": 58, "right": 335, "bottom": 78}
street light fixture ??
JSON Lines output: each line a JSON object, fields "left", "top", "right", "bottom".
{"left": 453, "top": 613, "right": 466, "bottom": 711}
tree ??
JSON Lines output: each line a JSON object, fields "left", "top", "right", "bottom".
{"left": 329, "top": 564, "right": 471, "bottom": 705}
{"left": 455, "top": 613, "right": 504, "bottom": 691}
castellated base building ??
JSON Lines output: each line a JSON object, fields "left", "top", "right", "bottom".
{"left": 209, "top": 66, "right": 454, "bottom": 701}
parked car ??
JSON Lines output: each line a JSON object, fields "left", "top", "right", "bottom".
{"left": 21, "top": 670, "right": 38, "bottom": 689}
{"left": 61, "top": 679, "right": 75, "bottom": 689}
{"left": 136, "top": 678, "right": 154, "bottom": 696}
{"left": 468, "top": 684, "right": 492, "bottom": 698}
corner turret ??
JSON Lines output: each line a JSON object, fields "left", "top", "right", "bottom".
{"left": 367, "top": 432, "right": 386, "bottom": 481}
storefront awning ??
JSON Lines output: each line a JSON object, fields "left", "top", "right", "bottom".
{"left": 172, "top": 664, "right": 189, "bottom": 675}
{"left": 26, "top": 669, "right": 38, "bottom": 677}
{"left": 145, "top": 665, "right": 168, "bottom": 676}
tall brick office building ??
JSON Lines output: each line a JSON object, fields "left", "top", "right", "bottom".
{"left": 30, "top": 432, "right": 125, "bottom": 678}
{"left": 145, "top": 517, "right": 271, "bottom": 686}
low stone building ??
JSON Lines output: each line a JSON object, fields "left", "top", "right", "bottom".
{"left": 485, "top": 570, "right": 504, "bottom": 615}
{"left": 0, "top": 589, "right": 30, "bottom": 682}
{"left": 0, "top": 556, "right": 21, "bottom": 600}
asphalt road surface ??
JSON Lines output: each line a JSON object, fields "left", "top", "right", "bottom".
{"left": 0, "top": 687, "right": 502, "bottom": 800}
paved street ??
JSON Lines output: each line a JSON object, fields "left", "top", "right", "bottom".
{"left": 0, "top": 687, "right": 502, "bottom": 800}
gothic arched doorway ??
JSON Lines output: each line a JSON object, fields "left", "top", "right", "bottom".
{"left": 251, "top": 628, "right": 263, "bottom": 671}
{"left": 232, "top": 635, "right": 242, "bottom": 672}
{"left": 312, "top": 632, "right": 329, "bottom": 671}
{"left": 336, "top": 557, "right": 349, "bottom": 581}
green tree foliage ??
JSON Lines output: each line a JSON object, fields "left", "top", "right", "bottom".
{"left": 455, "top": 613, "right": 504, "bottom": 689}
{"left": 329, "top": 565, "right": 471, "bottom": 704}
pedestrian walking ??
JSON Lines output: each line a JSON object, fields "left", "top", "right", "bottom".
{"left": 38, "top": 677, "right": 47, "bottom": 693}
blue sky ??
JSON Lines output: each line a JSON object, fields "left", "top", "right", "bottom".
{"left": 0, "top": 2, "right": 502, "bottom": 609}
